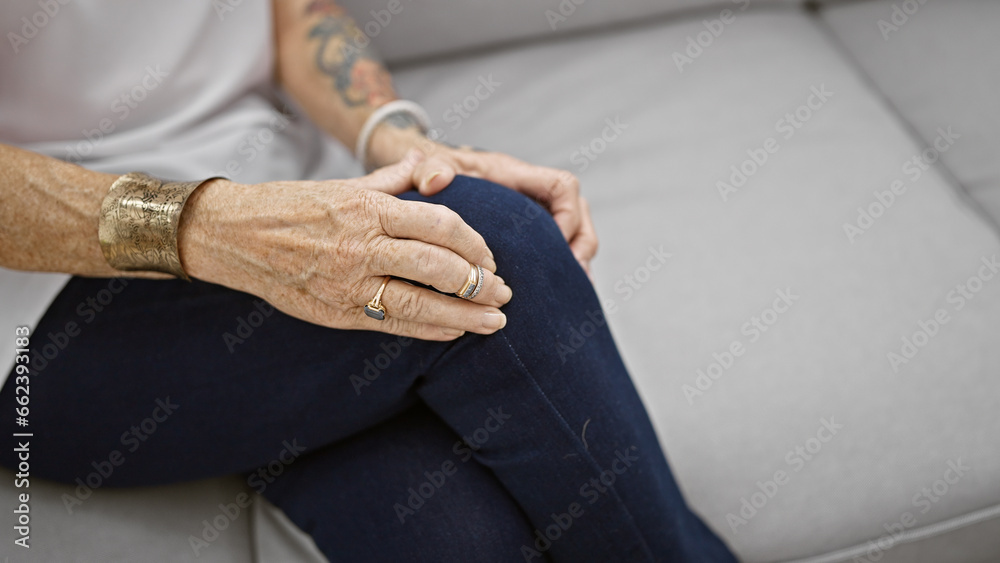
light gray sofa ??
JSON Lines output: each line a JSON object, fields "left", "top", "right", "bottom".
{"left": 3, "top": 0, "right": 999, "bottom": 561}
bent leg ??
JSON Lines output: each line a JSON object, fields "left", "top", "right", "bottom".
{"left": 0, "top": 176, "right": 733, "bottom": 562}
{"left": 261, "top": 402, "right": 546, "bottom": 562}
{"left": 397, "top": 178, "right": 734, "bottom": 562}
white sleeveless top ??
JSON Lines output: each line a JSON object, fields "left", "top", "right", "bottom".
{"left": 0, "top": 0, "right": 357, "bottom": 386}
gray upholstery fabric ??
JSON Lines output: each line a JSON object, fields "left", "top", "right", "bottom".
{"left": 820, "top": 0, "right": 1000, "bottom": 229}
{"left": 337, "top": 0, "right": 795, "bottom": 64}
{"left": 3, "top": 2, "right": 999, "bottom": 563}
{"left": 0, "top": 469, "right": 253, "bottom": 562}
{"left": 252, "top": 499, "right": 327, "bottom": 562}
{"left": 388, "top": 5, "right": 1000, "bottom": 562}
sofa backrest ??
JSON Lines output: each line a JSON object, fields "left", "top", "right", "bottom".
{"left": 338, "top": 0, "right": 799, "bottom": 64}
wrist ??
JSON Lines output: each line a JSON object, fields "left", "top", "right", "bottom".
{"left": 355, "top": 100, "right": 433, "bottom": 171}
{"left": 176, "top": 177, "right": 251, "bottom": 288}
{"left": 367, "top": 123, "right": 431, "bottom": 169}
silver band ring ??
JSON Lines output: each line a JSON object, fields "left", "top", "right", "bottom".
{"left": 458, "top": 264, "right": 484, "bottom": 300}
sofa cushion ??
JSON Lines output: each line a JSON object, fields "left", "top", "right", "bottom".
{"left": 389, "top": 5, "right": 1000, "bottom": 561}
{"left": 820, "top": 0, "right": 1000, "bottom": 229}
{"left": 254, "top": 496, "right": 327, "bottom": 562}
{"left": 0, "top": 469, "right": 254, "bottom": 562}
{"left": 338, "top": 0, "right": 794, "bottom": 64}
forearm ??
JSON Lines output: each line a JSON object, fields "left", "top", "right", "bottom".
{"left": 0, "top": 143, "right": 133, "bottom": 277}
{"left": 273, "top": 0, "right": 426, "bottom": 168}
{"left": 0, "top": 142, "right": 246, "bottom": 284}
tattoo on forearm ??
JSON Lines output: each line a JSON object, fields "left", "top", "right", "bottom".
{"left": 306, "top": 0, "right": 396, "bottom": 108}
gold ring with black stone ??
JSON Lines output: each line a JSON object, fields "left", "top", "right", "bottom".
{"left": 364, "top": 276, "right": 391, "bottom": 320}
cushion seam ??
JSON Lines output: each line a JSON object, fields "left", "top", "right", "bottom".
{"left": 809, "top": 6, "right": 1000, "bottom": 236}
{"left": 780, "top": 502, "right": 1000, "bottom": 563}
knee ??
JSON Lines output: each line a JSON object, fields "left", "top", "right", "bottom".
{"left": 412, "top": 176, "right": 576, "bottom": 282}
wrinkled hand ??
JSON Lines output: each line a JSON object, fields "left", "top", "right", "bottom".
{"left": 180, "top": 151, "right": 512, "bottom": 341}
{"left": 418, "top": 145, "right": 598, "bottom": 273}
{"left": 368, "top": 132, "right": 598, "bottom": 274}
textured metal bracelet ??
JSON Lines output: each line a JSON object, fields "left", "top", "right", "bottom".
{"left": 98, "top": 172, "right": 216, "bottom": 280}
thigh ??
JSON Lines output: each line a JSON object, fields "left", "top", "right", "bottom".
{"left": 0, "top": 176, "right": 549, "bottom": 489}
{"left": 0, "top": 176, "right": 734, "bottom": 560}
{"left": 0, "top": 272, "right": 450, "bottom": 486}
{"left": 263, "top": 402, "right": 546, "bottom": 563}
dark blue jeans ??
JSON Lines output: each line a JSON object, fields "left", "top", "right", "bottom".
{"left": 1, "top": 177, "right": 734, "bottom": 562}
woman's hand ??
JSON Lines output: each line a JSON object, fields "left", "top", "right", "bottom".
{"left": 417, "top": 145, "right": 599, "bottom": 275}
{"left": 368, "top": 128, "right": 599, "bottom": 275}
{"left": 272, "top": 0, "right": 596, "bottom": 274}
{"left": 178, "top": 151, "right": 511, "bottom": 341}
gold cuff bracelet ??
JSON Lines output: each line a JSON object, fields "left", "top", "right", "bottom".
{"left": 98, "top": 172, "right": 216, "bottom": 280}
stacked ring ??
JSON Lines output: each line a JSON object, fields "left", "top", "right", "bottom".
{"left": 457, "top": 264, "right": 485, "bottom": 300}
{"left": 456, "top": 266, "right": 476, "bottom": 297}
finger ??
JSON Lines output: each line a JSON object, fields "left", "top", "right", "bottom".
{"left": 569, "top": 196, "right": 599, "bottom": 269}
{"left": 459, "top": 152, "right": 581, "bottom": 242}
{"left": 374, "top": 239, "right": 511, "bottom": 307}
{"left": 379, "top": 198, "right": 496, "bottom": 272}
{"left": 413, "top": 154, "right": 458, "bottom": 195}
{"left": 362, "top": 149, "right": 424, "bottom": 194}
{"left": 366, "top": 278, "right": 507, "bottom": 335}
{"left": 356, "top": 312, "right": 468, "bottom": 341}
{"left": 277, "top": 288, "right": 465, "bottom": 342}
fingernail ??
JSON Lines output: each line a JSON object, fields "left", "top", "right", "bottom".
{"left": 423, "top": 170, "right": 444, "bottom": 191}
{"left": 495, "top": 279, "right": 512, "bottom": 303}
{"left": 486, "top": 247, "right": 495, "bottom": 259}
{"left": 483, "top": 312, "right": 507, "bottom": 330}
{"left": 482, "top": 255, "right": 497, "bottom": 272}
{"left": 443, "top": 328, "right": 465, "bottom": 338}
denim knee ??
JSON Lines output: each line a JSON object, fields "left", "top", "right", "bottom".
{"left": 401, "top": 175, "right": 581, "bottom": 292}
